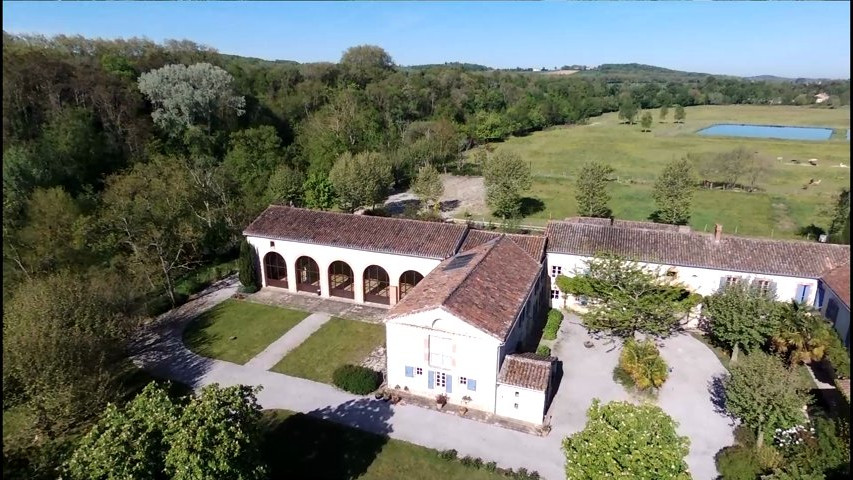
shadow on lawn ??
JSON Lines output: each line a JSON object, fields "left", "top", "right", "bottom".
{"left": 262, "top": 398, "right": 395, "bottom": 479}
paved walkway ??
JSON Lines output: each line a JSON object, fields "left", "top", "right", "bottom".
{"left": 244, "top": 312, "right": 332, "bottom": 370}
{"left": 131, "top": 277, "right": 566, "bottom": 480}
{"left": 132, "top": 279, "right": 732, "bottom": 480}
{"left": 247, "top": 288, "right": 387, "bottom": 323}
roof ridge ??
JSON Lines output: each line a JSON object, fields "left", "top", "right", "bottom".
{"left": 263, "top": 204, "right": 467, "bottom": 229}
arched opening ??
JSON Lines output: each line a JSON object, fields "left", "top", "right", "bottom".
{"left": 295, "top": 256, "right": 320, "bottom": 294}
{"left": 363, "top": 265, "right": 390, "bottom": 305}
{"left": 328, "top": 261, "right": 354, "bottom": 299}
{"left": 399, "top": 270, "right": 424, "bottom": 300}
{"left": 263, "top": 252, "right": 288, "bottom": 288}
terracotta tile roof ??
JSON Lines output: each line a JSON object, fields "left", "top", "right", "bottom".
{"left": 243, "top": 206, "right": 468, "bottom": 259}
{"left": 564, "top": 216, "right": 684, "bottom": 232}
{"left": 459, "top": 229, "right": 546, "bottom": 262}
{"left": 387, "top": 236, "right": 543, "bottom": 340}
{"left": 545, "top": 219, "right": 850, "bottom": 278}
{"left": 837, "top": 379, "right": 851, "bottom": 400}
{"left": 821, "top": 263, "right": 850, "bottom": 309}
{"left": 497, "top": 353, "right": 555, "bottom": 391}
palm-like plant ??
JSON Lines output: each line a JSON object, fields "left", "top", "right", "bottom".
{"left": 770, "top": 301, "right": 834, "bottom": 366}
{"left": 619, "top": 339, "right": 668, "bottom": 390}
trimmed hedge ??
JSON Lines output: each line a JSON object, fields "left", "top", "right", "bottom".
{"left": 331, "top": 365, "right": 382, "bottom": 395}
{"left": 542, "top": 309, "right": 564, "bottom": 340}
{"left": 536, "top": 344, "right": 551, "bottom": 356}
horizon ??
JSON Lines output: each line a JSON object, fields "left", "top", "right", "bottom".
{"left": 2, "top": 1, "right": 851, "bottom": 79}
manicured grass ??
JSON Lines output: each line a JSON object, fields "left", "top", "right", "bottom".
{"left": 183, "top": 300, "right": 309, "bottom": 364}
{"left": 271, "top": 317, "right": 385, "bottom": 383}
{"left": 261, "top": 410, "right": 509, "bottom": 479}
{"left": 464, "top": 105, "right": 850, "bottom": 238}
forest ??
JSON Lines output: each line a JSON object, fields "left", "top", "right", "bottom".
{"left": 2, "top": 31, "right": 851, "bottom": 478}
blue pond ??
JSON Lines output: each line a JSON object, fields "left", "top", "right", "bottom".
{"left": 697, "top": 123, "right": 834, "bottom": 141}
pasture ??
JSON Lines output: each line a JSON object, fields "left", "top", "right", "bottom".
{"left": 465, "top": 105, "right": 850, "bottom": 238}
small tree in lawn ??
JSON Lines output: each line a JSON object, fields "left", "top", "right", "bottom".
{"left": 562, "top": 399, "right": 690, "bottom": 480}
{"left": 411, "top": 163, "right": 444, "bottom": 212}
{"left": 640, "top": 112, "right": 653, "bottom": 132}
{"left": 652, "top": 157, "right": 695, "bottom": 225}
{"left": 238, "top": 239, "right": 258, "bottom": 293}
{"left": 659, "top": 104, "right": 669, "bottom": 123}
{"left": 482, "top": 150, "right": 531, "bottom": 220}
{"left": 618, "top": 99, "right": 639, "bottom": 124}
{"left": 673, "top": 104, "right": 686, "bottom": 123}
{"left": 575, "top": 162, "right": 614, "bottom": 218}
{"left": 703, "top": 282, "right": 780, "bottom": 363}
{"left": 580, "top": 254, "right": 691, "bottom": 339}
{"left": 723, "top": 351, "right": 810, "bottom": 448}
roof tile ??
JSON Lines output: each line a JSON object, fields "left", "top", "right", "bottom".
{"left": 460, "top": 229, "right": 546, "bottom": 262}
{"left": 821, "top": 262, "right": 850, "bottom": 308}
{"left": 497, "top": 353, "right": 555, "bottom": 391}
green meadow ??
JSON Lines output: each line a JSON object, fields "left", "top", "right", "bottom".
{"left": 471, "top": 105, "right": 850, "bottom": 238}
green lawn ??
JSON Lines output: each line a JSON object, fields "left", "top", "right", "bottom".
{"left": 464, "top": 105, "right": 850, "bottom": 239}
{"left": 271, "top": 317, "right": 385, "bottom": 383}
{"left": 261, "top": 410, "right": 510, "bottom": 479}
{"left": 183, "top": 299, "right": 309, "bottom": 364}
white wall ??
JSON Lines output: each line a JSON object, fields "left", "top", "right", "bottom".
{"left": 546, "top": 252, "right": 820, "bottom": 326}
{"left": 495, "top": 384, "right": 546, "bottom": 424}
{"left": 246, "top": 235, "right": 441, "bottom": 305}
{"left": 386, "top": 308, "right": 501, "bottom": 413}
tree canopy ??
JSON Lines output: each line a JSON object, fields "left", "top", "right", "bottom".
{"left": 703, "top": 281, "right": 780, "bottom": 362}
{"left": 652, "top": 157, "right": 694, "bottom": 225}
{"left": 575, "top": 162, "right": 614, "bottom": 218}
{"left": 482, "top": 150, "right": 532, "bottom": 219}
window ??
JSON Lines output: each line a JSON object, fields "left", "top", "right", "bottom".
{"left": 269, "top": 241, "right": 275, "bottom": 247}
{"left": 416, "top": 367, "right": 423, "bottom": 376}
{"left": 826, "top": 299, "right": 839, "bottom": 323}
{"left": 723, "top": 276, "right": 741, "bottom": 287}
{"left": 459, "top": 377, "right": 467, "bottom": 385}
{"left": 429, "top": 336, "right": 454, "bottom": 368}
{"left": 435, "top": 372, "right": 447, "bottom": 389}
{"left": 514, "top": 391, "right": 519, "bottom": 397}
{"left": 550, "top": 289, "right": 561, "bottom": 300}
{"left": 666, "top": 268, "right": 677, "bottom": 277}
{"left": 513, "top": 403, "right": 519, "bottom": 409}
{"left": 550, "top": 265, "right": 562, "bottom": 277}
{"left": 755, "top": 279, "right": 772, "bottom": 296}
{"left": 404, "top": 366, "right": 414, "bottom": 377}
{"left": 795, "top": 284, "right": 812, "bottom": 304}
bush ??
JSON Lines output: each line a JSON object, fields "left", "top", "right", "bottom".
{"left": 237, "top": 239, "right": 258, "bottom": 291}
{"left": 618, "top": 339, "right": 668, "bottom": 390}
{"left": 438, "top": 449, "right": 458, "bottom": 460}
{"left": 542, "top": 309, "right": 563, "bottom": 340}
{"left": 485, "top": 461, "right": 497, "bottom": 472}
{"left": 715, "top": 445, "right": 763, "bottom": 480}
{"left": 460, "top": 455, "right": 474, "bottom": 466}
{"left": 824, "top": 332, "right": 850, "bottom": 379}
{"left": 331, "top": 365, "right": 382, "bottom": 395}
{"left": 536, "top": 344, "right": 551, "bottom": 356}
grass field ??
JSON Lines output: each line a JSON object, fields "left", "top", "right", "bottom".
{"left": 261, "top": 410, "right": 509, "bottom": 479}
{"left": 271, "top": 317, "right": 385, "bottom": 383}
{"left": 467, "top": 105, "right": 850, "bottom": 238}
{"left": 183, "top": 300, "right": 309, "bottom": 364}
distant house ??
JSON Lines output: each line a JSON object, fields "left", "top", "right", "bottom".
{"left": 815, "top": 92, "right": 831, "bottom": 103}
{"left": 817, "top": 263, "right": 850, "bottom": 350}
{"left": 545, "top": 217, "right": 850, "bottom": 328}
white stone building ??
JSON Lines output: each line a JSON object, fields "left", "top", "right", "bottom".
{"left": 545, "top": 218, "right": 850, "bottom": 328}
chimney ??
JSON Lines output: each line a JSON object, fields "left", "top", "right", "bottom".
{"left": 609, "top": 217, "right": 615, "bottom": 226}
{"left": 714, "top": 224, "right": 723, "bottom": 242}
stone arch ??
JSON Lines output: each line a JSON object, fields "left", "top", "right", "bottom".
{"left": 363, "top": 265, "right": 390, "bottom": 305}
{"left": 295, "top": 256, "right": 320, "bottom": 294}
{"left": 263, "top": 252, "right": 288, "bottom": 288}
{"left": 399, "top": 270, "right": 424, "bottom": 300}
{"left": 328, "top": 260, "right": 355, "bottom": 299}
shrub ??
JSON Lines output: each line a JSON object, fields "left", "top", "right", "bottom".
{"left": 485, "top": 461, "right": 497, "bottom": 472}
{"left": 824, "top": 332, "right": 850, "bottom": 379}
{"left": 237, "top": 239, "right": 258, "bottom": 291}
{"left": 472, "top": 457, "right": 483, "bottom": 469}
{"left": 460, "top": 455, "right": 474, "bottom": 466}
{"left": 331, "top": 365, "right": 382, "bottom": 395}
{"left": 536, "top": 344, "right": 551, "bottom": 356}
{"left": 715, "top": 445, "right": 763, "bottom": 480}
{"left": 438, "top": 449, "right": 457, "bottom": 460}
{"left": 618, "top": 339, "right": 668, "bottom": 390}
{"left": 542, "top": 309, "right": 563, "bottom": 340}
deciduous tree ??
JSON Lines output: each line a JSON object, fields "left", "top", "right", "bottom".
{"left": 575, "top": 162, "right": 614, "bottom": 218}
{"left": 659, "top": 104, "right": 669, "bottom": 122}
{"left": 562, "top": 399, "right": 690, "bottom": 480}
{"left": 302, "top": 172, "right": 336, "bottom": 210}
{"left": 674, "top": 104, "right": 686, "bottom": 123}
{"left": 329, "top": 151, "right": 393, "bottom": 213}
{"left": 640, "top": 111, "right": 653, "bottom": 132}
{"left": 703, "top": 282, "right": 781, "bottom": 362}
{"left": 652, "top": 157, "right": 694, "bottom": 225}
{"left": 265, "top": 165, "right": 305, "bottom": 207}
{"left": 223, "top": 126, "right": 286, "bottom": 211}
{"left": 723, "top": 351, "right": 810, "bottom": 447}
{"left": 482, "top": 150, "right": 531, "bottom": 219}
{"left": 340, "top": 45, "right": 394, "bottom": 87}
{"left": 411, "top": 163, "right": 444, "bottom": 212}
{"left": 618, "top": 98, "right": 638, "bottom": 124}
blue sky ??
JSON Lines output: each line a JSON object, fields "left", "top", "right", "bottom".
{"left": 3, "top": 1, "right": 850, "bottom": 78}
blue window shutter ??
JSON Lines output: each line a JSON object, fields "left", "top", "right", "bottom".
{"left": 428, "top": 371, "right": 434, "bottom": 389}
{"left": 467, "top": 379, "right": 477, "bottom": 391}
{"left": 816, "top": 286, "right": 825, "bottom": 308}
{"left": 795, "top": 284, "right": 806, "bottom": 303}
{"left": 446, "top": 374, "right": 452, "bottom": 393}
{"left": 405, "top": 366, "right": 413, "bottom": 378}
{"left": 801, "top": 284, "right": 812, "bottom": 303}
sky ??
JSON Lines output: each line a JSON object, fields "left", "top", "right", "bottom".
{"left": 2, "top": 1, "right": 850, "bottom": 78}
